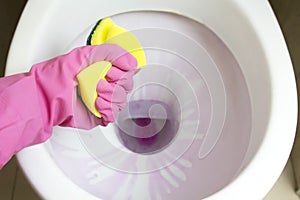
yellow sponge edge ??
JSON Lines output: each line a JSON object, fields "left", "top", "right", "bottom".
{"left": 89, "top": 18, "right": 146, "bottom": 68}
{"left": 77, "top": 61, "right": 112, "bottom": 118}
{"left": 77, "top": 18, "right": 146, "bottom": 118}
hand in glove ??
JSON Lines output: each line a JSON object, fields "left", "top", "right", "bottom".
{"left": 0, "top": 44, "right": 137, "bottom": 169}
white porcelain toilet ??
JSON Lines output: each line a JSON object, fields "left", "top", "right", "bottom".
{"left": 5, "top": 0, "right": 297, "bottom": 199}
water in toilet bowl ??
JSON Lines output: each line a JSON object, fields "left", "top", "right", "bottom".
{"left": 46, "top": 11, "right": 252, "bottom": 200}
{"left": 116, "top": 99, "right": 180, "bottom": 154}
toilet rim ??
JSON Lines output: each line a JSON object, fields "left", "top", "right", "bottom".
{"left": 6, "top": 0, "right": 297, "bottom": 199}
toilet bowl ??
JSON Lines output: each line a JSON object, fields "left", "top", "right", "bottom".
{"left": 5, "top": 0, "right": 297, "bottom": 199}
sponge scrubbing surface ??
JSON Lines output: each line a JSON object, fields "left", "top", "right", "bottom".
{"left": 76, "top": 61, "right": 112, "bottom": 118}
{"left": 77, "top": 18, "right": 146, "bottom": 118}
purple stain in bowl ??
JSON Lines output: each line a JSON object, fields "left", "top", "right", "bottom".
{"left": 133, "top": 118, "right": 152, "bottom": 127}
{"left": 115, "top": 100, "right": 180, "bottom": 154}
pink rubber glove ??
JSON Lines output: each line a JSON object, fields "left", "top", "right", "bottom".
{"left": 0, "top": 44, "right": 137, "bottom": 169}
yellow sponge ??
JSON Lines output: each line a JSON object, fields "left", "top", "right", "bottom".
{"left": 87, "top": 18, "right": 146, "bottom": 68}
{"left": 77, "top": 18, "right": 146, "bottom": 118}
{"left": 77, "top": 61, "right": 112, "bottom": 118}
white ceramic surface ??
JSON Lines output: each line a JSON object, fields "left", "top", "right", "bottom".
{"left": 5, "top": 0, "right": 297, "bottom": 200}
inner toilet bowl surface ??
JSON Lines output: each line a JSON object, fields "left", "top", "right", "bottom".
{"left": 6, "top": 0, "right": 297, "bottom": 200}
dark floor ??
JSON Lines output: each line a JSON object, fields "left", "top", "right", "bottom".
{"left": 270, "top": 0, "right": 300, "bottom": 193}
{"left": 0, "top": 0, "right": 27, "bottom": 77}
